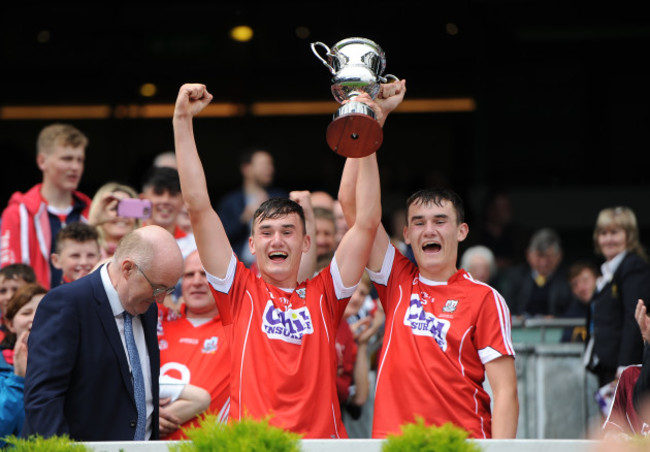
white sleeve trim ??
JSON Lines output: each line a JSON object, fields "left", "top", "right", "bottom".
{"left": 366, "top": 241, "right": 394, "bottom": 286}
{"left": 478, "top": 346, "right": 504, "bottom": 364}
{"left": 331, "top": 255, "right": 358, "bottom": 300}
{"left": 205, "top": 253, "right": 237, "bottom": 294}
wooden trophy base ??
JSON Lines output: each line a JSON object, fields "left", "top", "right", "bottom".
{"left": 326, "top": 110, "right": 383, "bottom": 158}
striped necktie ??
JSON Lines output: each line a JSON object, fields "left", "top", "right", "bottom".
{"left": 123, "top": 311, "right": 146, "bottom": 440}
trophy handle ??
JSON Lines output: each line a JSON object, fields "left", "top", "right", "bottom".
{"left": 311, "top": 41, "right": 336, "bottom": 74}
{"left": 379, "top": 74, "right": 400, "bottom": 83}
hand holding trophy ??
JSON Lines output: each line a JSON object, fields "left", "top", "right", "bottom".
{"left": 311, "top": 37, "right": 398, "bottom": 157}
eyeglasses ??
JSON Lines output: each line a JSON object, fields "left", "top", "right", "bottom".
{"left": 133, "top": 262, "right": 175, "bottom": 300}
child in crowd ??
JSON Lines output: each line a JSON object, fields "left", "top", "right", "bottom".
{"left": 0, "top": 283, "right": 47, "bottom": 444}
{"left": 561, "top": 260, "right": 599, "bottom": 343}
{"left": 0, "top": 264, "right": 36, "bottom": 343}
{"left": 50, "top": 222, "right": 101, "bottom": 285}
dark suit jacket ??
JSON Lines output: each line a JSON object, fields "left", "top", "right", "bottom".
{"left": 501, "top": 263, "right": 573, "bottom": 317}
{"left": 22, "top": 267, "right": 160, "bottom": 441}
{"left": 587, "top": 252, "right": 650, "bottom": 385}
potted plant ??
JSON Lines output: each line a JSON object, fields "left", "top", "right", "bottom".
{"left": 382, "top": 418, "right": 482, "bottom": 452}
{"left": 169, "top": 414, "right": 303, "bottom": 452}
{"left": 2, "top": 434, "right": 91, "bottom": 451}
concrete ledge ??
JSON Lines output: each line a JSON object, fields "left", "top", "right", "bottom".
{"left": 84, "top": 439, "right": 602, "bottom": 452}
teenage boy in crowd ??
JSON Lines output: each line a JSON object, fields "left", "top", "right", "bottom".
{"left": 1, "top": 123, "right": 91, "bottom": 289}
{"left": 50, "top": 222, "right": 101, "bottom": 285}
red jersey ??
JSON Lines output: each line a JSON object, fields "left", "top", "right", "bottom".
{"left": 603, "top": 365, "right": 650, "bottom": 437}
{"left": 206, "top": 253, "right": 353, "bottom": 438}
{"left": 0, "top": 184, "right": 91, "bottom": 289}
{"left": 157, "top": 305, "right": 231, "bottom": 439}
{"left": 369, "top": 245, "right": 515, "bottom": 439}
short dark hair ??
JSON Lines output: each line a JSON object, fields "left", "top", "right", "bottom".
{"left": 405, "top": 188, "right": 465, "bottom": 224}
{"left": 141, "top": 166, "right": 181, "bottom": 196}
{"left": 568, "top": 260, "right": 599, "bottom": 281}
{"left": 0, "top": 263, "right": 37, "bottom": 283}
{"left": 253, "top": 198, "right": 306, "bottom": 234}
{"left": 238, "top": 146, "right": 271, "bottom": 166}
{"left": 55, "top": 222, "right": 100, "bottom": 253}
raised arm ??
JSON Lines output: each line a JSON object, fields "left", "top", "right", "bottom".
{"left": 337, "top": 80, "right": 406, "bottom": 275}
{"left": 173, "top": 83, "right": 232, "bottom": 278}
{"left": 334, "top": 151, "right": 381, "bottom": 288}
{"left": 636, "top": 299, "right": 650, "bottom": 344}
{"left": 633, "top": 299, "right": 650, "bottom": 418}
{"left": 339, "top": 157, "right": 390, "bottom": 275}
{"left": 291, "top": 190, "right": 317, "bottom": 283}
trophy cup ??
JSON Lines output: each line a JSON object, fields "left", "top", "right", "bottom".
{"left": 311, "top": 37, "right": 397, "bottom": 157}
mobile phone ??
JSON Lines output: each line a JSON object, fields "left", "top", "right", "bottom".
{"left": 117, "top": 198, "right": 152, "bottom": 219}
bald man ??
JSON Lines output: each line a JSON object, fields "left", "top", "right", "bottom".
{"left": 23, "top": 225, "right": 184, "bottom": 441}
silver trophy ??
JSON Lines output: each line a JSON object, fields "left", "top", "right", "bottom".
{"left": 311, "top": 37, "right": 397, "bottom": 157}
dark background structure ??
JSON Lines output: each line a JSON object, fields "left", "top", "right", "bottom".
{"left": 1, "top": 2, "right": 649, "bottom": 265}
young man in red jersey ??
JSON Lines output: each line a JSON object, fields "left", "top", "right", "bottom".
{"left": 172, "top": 81, "right": 404, "bottom": 438}
{"left": 338, "top": 146, "right": 518, "bottom": 439}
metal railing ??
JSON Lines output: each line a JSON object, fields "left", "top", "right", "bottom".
{"left": 512, "top": 317, "right": 586, "bottom": 343}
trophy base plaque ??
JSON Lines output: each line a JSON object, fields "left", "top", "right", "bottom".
{"left": 326, "top": 101, "right": 383, "bottom": 158}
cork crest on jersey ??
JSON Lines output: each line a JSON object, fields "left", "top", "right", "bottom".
{"left": 202, "top": 336, "right": 219, "bottom": 353}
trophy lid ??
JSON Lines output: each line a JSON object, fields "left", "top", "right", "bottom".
{"left": 332, "top": 37, "right": 383, "bottom": 54}
{"left": 330, "top": 37, "right": 386, "bottom": 76}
